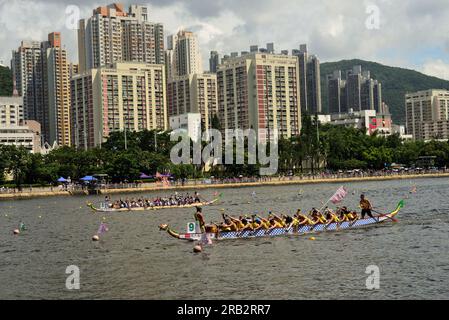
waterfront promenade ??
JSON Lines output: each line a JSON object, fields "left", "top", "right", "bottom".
{"left": 1, "top": 171, "right": 448, "bottom": 200}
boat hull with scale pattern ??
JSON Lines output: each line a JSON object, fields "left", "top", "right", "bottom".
{"left": 160, "top": 201, "right": 403, "bottom": 241}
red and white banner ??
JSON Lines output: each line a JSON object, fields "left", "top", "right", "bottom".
{"left": 330, "top": 186, "right": 348, "bottom": 204}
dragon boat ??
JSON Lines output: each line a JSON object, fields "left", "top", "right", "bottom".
{"left": 87, "top": 194, "right": 222, "bottom": 213}
{"left": 159, "top": 200, "right": 404, "bottom": 241}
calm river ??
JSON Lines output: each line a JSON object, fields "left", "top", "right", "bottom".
{"left": 0, "top": 178, "right": 448, "bottom": 299}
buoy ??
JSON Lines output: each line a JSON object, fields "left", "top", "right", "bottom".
{"left": 5, "top": 214, "right": 8, "bottom": 217}
{"left": 102, "top": 217, "right": 107, "bottom": 221}
{"left": 309, "top": 237, "right": 316, "bottom": 241}
{"left": 193, "top": 245, "right": 202, "bottom": 253}
{"left": 220, "top": 209, "right": 225, "bottom": 212}
{"left": 38, "top": 216, "right": 42, "bottom": 219}
{"left": 13, "top": 229, "right": 20, "bottom": 235}
{"left": 92, "top": 235, "right": 100, "bottom": 241}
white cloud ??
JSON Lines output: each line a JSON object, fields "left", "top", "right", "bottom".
{"left": 421, "top": 60, "right": 449, "bottom": 80}
{"left": 0, "top": 0, "right": 449, "bottom": 78}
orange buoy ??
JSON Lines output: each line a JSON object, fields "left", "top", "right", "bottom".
{"left": 309, "top": 237, "right": 316, "bottom": 241}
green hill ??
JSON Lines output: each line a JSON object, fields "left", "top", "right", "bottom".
{"left": 0, "top": 66, "right": 13, "bottom": 96}
{"left": 320, "top": 59, "right": 449, "bottom": 124}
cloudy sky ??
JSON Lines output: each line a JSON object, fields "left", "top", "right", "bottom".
{"left": 1, "top": 0, "right": 449, "bottom": 79}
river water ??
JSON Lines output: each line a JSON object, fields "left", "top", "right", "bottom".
{"left": 0, "top": 178, "right": 448, "bottom": 300}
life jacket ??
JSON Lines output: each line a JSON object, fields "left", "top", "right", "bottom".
{"left": 235, "top": 220, "right": 245, "bottom": 230}
{"left": 205, "top": 225, "right": 218, "bottom": 233}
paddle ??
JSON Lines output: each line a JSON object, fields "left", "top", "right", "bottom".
{"left": 372, "top": 209, "right": 398, "bottom": 223}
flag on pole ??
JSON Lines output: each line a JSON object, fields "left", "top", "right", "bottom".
{"left": 200, "top": 232, "right": 213, "bottom": 245}
{"left": 97, "top": 223, "right": 109, "bottom": 235}
{"left": 330, "top": 186, "right": 348, "bottom": 204}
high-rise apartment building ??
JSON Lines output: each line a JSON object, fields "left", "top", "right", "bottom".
{"left": 71, "top": 62, "right": 168, "bottom": 149}
{"left": 328, "top": 65, "right": 382, "bottom": 114}
{"left": 46, "top": 32, "right": 71, "bottom": 146}
{"left": 209, "top": 51, "right": 220, "bottom": 73}
{"left": 78, "top": 3, "right": 164, "bottom": 73}
{"left": 327, "top": 71, "right": 347, "bottom": 114}
{"left": 250, "top": 45, "right": 259, "bottom": 53}
{"left": 346, "top": 66, "right": 362, "bottom": 111}
{"left": 217, "top": 53, "right": 301, "bottom": 139}
{"left": 167, "top": 73, "right": 218, "bottom": 131}
{"left": 11, "top": 40, "right": 45, "bottom": 129}
{"left": 166, "top": 30, "right": 203, "bottom": 79}
{"left": 69, "top": 63, "right": 79, "bottom": 79}
{"left": 11, "top": 32, "right": 71, "bottom": 146}
{"left": 405, "top": 89, "right": 449, "bottom": 140}
{"left": 292, "top": 44, "right": 322, "bottom": 114}
{"left": 373, "top": 81, "right": 382, "bottom": 112}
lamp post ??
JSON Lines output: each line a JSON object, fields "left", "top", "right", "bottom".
{"left": 124, "top": 126, "right": 128, "bottom": 151}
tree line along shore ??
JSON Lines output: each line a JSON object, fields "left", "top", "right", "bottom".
{"left": 1, "top": 172, "right": 448, "bottom": 201}
{"left": 2, "top": 114, "right": 449, "bottom": 192}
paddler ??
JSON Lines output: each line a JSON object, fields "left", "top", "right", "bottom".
{"left": 194, "top": 207, "right": 206, "bottom": 233}
{"left": 310, "top": 208, "right": 327, "bottom": 224}
{"left": 268, "top": 218, "right": 284, "bottom": 231}
{"left": 218, "top": 218, "right": 238, "bottom": 232}
{"left": 360, "top": 194, "right": 375, "bottom": 220}
{"left": 338, "top": 207, "right": 354, "bottom": 222}
{"left": 324, "top": 208, "right": 340, "bottom": 223}
{"left": 194, "top": 192, "right": 201, "bottom": 203}
{"left": 294, "top": 209, "right": 315, "bottom": 226}
{"left": 269, "top": 212, "right": 287, "bottom": 228}
{"left": 253, "top": 215, "right": 271, "bottom": 231}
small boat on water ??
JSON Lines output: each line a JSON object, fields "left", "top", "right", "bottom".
{"left": 87, "top": 194, "right": 222, "bottom": 213}
{"left": 159, "top": 201, "right": 404, "bottom": 241}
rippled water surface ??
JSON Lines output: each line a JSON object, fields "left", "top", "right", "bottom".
{"left": 0, "top": 178, "right": 448, "bottom": 299}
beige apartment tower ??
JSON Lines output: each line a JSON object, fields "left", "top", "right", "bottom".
{"left": 11, "top": 32, "right": 71, "bottom": 146}
{"left": 217, "top": 53, "right": 301, "bottom": 138}
{"left": 78, "top": 3, "right": 164, "bottom": 73}
{"left": 166, "top": 30, "right": 203, "bottom": 79}
{"left": 71, "top": 62, "right": 168, "bottom": 149}
{"left": 405, "top": 89, "right": 449, "bottom": 140}
{"left": 167, "top": 73, "right": 218, "bottom": 130}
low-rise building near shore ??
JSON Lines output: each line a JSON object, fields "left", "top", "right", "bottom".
{"left": 318, "top": 108, "right": 392, "bottom": 136}
{"left": 0, "top": 96, "right": 41, "bottom": 153}
{"left": 169, "top": 113, "right": 201, "bottom": 143}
